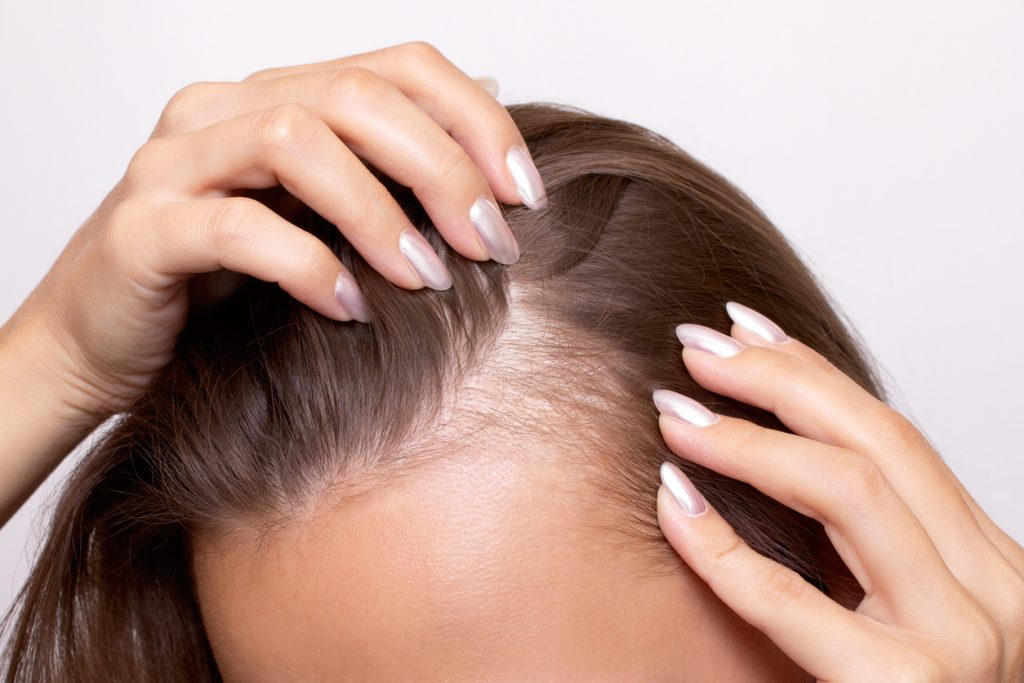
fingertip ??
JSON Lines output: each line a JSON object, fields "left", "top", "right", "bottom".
{"left": 334, "top": 270, "right": 371, "bottom": 323}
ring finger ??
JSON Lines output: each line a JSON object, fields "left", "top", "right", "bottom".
{"left": 155, "top": 68, "right": 529, "bottom": 269}
{"left": 132, "top": 102, "right": 468, "bottom": 291}
{"left": 653, "top": 396, "right": 965, "bottom": 625}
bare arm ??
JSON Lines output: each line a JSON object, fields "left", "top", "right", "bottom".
{"left": 0, "top": 317, "right": 104, "bottom": 528}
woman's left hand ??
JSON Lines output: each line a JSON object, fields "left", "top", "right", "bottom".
{"left": 654, "top": 301, "right": 1024, "bottom": 681}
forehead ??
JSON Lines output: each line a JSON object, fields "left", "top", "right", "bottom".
{"left": 191, "top": 449, "right": 746, "bottom": 680}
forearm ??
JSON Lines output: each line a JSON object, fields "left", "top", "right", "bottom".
{"left": 0, "top": 318, "right": 105, "bottom": 529}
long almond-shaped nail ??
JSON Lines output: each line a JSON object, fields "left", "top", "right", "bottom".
{"left": 652, "top": 389, "right": 719, "bottom": 427}
{"left": 660, "top": 461, "right": 708, "bottom": 516}
{"left": 675, "top": 324, "right": 744, "bottom": 358}
{"left": 506, "top": 146, "right": 548, "bottom": 211}
{"left": 399, "top": 229, "right": 453, "bottom": 291}
{"left": 334, "top": 271, "right": 370, "bottom": 323}
{"left": 725, "top": 301, "right": 789, "bottom": 343}
{"left": 470, "top": 195, "right": 520, "bottom": 265}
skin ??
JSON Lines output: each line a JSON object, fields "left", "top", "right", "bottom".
{"left": 1, "top": 41, "right": 1022, "bottom": 680}
{"left": 192, "top": 442, "right": 809, "bottom": 682}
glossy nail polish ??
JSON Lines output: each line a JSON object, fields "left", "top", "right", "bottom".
{"left": 470, "top": 195, "right": 520, "bottom": 265}
{"left": 506, "top": 146, "right": 548, "bottom": 211}
{"left": 334, "top": 271, "right": 370, "bottom": 323}
{"left": 675, "top": 324, "right": 745, "bottom": 358}
{"left": 399, "top": 229, "right": 453, "bottom": 291}
{"left": 660, "top": 461, "right": 708, "bottom": 516}
{"left": 652, "top": 389, "right": 719, "bottom": 427}
{"left": 725, "top": 301, "right": 789, "bottom": 343}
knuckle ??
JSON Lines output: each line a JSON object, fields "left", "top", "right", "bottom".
{"left": 393, "top": 40, "right": 445, "bottom": 64}
{"left": 423, "top": 145, "right": 474, "bottom": 192}
{"left": 830, "top": 453, "right": 891, "bottom": 512}
{"left": 251, "top": 103, "right": 320, "bottom": 157}
{"left": 740, "top": 347, "right": 802, "bottom": 409}
{"left": 242, "top": 67, "right": 277, "bottom": 83}
{"left": 960, "top": 607, "right": 1004, "bottom": 674}
{"left": 123, "top": 139, "right": 163, "bottom": 186}
{"left": 703, "top": 530, "right": 746, "bottom": 573}
{"left": 324, "top": 66, "right": 387, "bottom": 102}
{"left": 285, "top": 232, "right": 328, "bottom": 278}
{"left": 757, "top": 564, "right": 808, "bottom": 607}
{"left": 722, "top": 419, "right": 764, "bottom": 460}
{"left": 874, "top": 404, "right": 929, "bottom": 451}
{"left": 159, "top": 81, "right": 214, "bottom": 134}
{"left": 207, "top": 197, "right": 263, "bottom": 250}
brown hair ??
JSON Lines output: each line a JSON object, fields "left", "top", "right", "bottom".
{"left": 1, "top": 102, "right": 883, "bottom": 681}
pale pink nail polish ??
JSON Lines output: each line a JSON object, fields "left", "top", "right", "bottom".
{"left": 470, "top": 195, "right": 520, "bottom": 265}
{"left": 653, "top": 389, "right": 719, "bottom": 427}
{"left": 506, "top": 146, "right": 548, "bottom": 211}
{"left": 334, "top": 271, "right": 370, "bottom": 323}
{"left": 725, "top": 301, "right": 789, "bottom": 343}
{"left": 675, "top": 323, "right": 745, "bottom": 357}
{"left": 660, "top": 461, "right": 708, "bottom": 516}
{"left": 399, "top": 228, "right": 453, "bottom": 291}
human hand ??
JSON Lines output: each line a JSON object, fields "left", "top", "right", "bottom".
{"left": 654, "top": 301, "right": 1024, "bottom": 681}
{"left": 2, "top": 41, "right": 544, "bottom": 421}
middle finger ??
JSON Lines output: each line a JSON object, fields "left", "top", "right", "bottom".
{"left": 160, "top": 68, "right": 523, "bottom": 268}
{"left": 653, "top": 392, "right": 961, "bottom": 625}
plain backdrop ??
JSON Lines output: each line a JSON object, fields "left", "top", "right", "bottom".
{"left": 1, "top": 0, "right": 1021, "bottom": 625}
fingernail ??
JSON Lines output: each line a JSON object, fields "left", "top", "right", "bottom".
{"left": 652, "top": 389, "right": 719, "bottom": 427}
{"left": 399, "top": 228, "right": 453, "bottom": 291}
{"left": 675, "top": 324, "right": 745, "bottom": 358}
{"left": 470, "top": 195, "right": 520, "bottom": 265}
{"left": 477, "top": 76, "right": 500, "bottom": 98}
{"left": 725, "top": 301, "right": 789, "bottom": 343}
{"left": 334, "top": 271, "right": 370, "bottom": 323}
{"left": 506, "top": 146, "right": 548, "bottom": 211}
{"left": 660, "top": 461, "right": 708, "bottom": 517}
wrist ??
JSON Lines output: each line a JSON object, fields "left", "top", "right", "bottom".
{"left": 0, "top": 314, "right": 111, "bottom": 434}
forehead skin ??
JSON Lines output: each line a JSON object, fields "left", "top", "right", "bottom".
{"left": 191, "top": 447, "right": 808, "bottom": 681}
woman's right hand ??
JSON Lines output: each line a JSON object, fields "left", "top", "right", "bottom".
{"left": 1, "top": 41, "right": 545, "bottom": 423}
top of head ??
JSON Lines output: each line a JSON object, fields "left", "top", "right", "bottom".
{"left": 138, "top": 102, "right": 876, "bottom": 535}
{"left": 40, "top": 102, "right": 879, "bottom": 680}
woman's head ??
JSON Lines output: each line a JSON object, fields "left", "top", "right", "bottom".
{"left": 2, "top": 103, "right": 881, "bottom": 680}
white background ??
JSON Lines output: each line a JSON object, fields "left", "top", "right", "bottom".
{"left": 1, "top": 0, "right": 1021, "bottom": 622}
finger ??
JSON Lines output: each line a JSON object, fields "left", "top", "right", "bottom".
{"left": 724, "top": 300, "right": 845, "bottom": 376}
{"left": 156, "top": 70, "right": 523, "bottom": 269}
{"left": 653, "top": 394, "right": 964, "bottom": 624}
{"left": 240, "top": 41, "right": 546, "bottom": 209}
{"left": 675, "top": 323, "right": 987, "bottom": 555}
{"left": 112, "top": 196, "right": 368, "bottom": 323}
{"left": 726, "top": 301, "right": 1024, "bottom": 574}
{"left": 130, "top": 104, "right": 454, "bottom": 291}
{"left": 678, "top": 314, "right": 1024, "bottom": 637}
{"left": 655, "top": 465, "right": 899, "bottom": 680}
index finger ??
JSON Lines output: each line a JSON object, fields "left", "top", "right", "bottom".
{"left": 241, "top": 41, "right": 547, "bottom": 210}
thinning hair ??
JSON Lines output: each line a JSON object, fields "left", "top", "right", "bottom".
{"left": 1, "top": 102, "right": 882, "bottom": 681}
